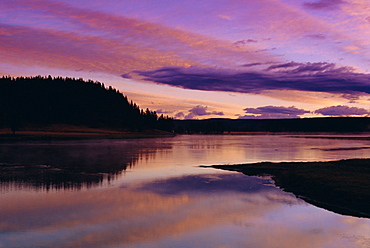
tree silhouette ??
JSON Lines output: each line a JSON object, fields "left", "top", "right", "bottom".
{"left": 0, "top": 76, "right": 173, "bottom": 131}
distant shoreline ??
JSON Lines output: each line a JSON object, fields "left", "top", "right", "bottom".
{"left": 0, "top": 125, "right": 175, "bottom": 141}
{"left": 173, "top": 117, "right": 370, "bottom": 134}
{"left": 2, "top": 127, "right": 370, "bottom": 142}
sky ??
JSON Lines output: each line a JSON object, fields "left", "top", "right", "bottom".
{"left": 1, "top": 0, "right": 370, "bottom": 119}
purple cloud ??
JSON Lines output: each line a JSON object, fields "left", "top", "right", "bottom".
{"left": 240, "top": 106, "right": 310, "bottom": 119}
{"left": 175, "top": 112, "right": 185, "bottom": 119}
{"left": 121, "top": 73, "right": 132, "bottom": 79}
{"left": 156, "top": 109, "right": 173, "bottom": 114}
{"left": 189, "top": 105, "right": 224, "bottom": 116}
{"left": 266, "top": 62, "right": 303, "bottom": 71}
{"left": 179, "top": 105, "right": 224, "bottom": 119}
{"left": 133, "top": 63, "right": 370, "bottom": 98}
{"left": 314, "top": 105, "right": 370, "bottom": 116}
{"left": 306, "top": 34, "right": 327, "bottom": 40}
{"left": 184, "top": 113, "right": 196, "bottom": 120}
{"left": 266, "top": 62, "right": 350, "bottom": 74}
{"left": 341, "top": 94, "right": 360, "bottom": 102}
{"left": 304, "top": 0, "right": 347, "bottom": 10}
{"left": 242, "top": 63, "right": 263, "bottom": 67}
{"left": 234, "top": 39, "right": 258, "bottom": 46}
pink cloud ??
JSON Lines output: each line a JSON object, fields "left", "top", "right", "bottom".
{"left": 0, "top": 0, "right": 277, "bottom": 75}
{"left": 1, "top": 0, "right": 368, "bottom": 81}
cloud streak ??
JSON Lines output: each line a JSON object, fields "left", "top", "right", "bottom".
{"left": 0, "top": 0, "right": 277, "bottom": 75}
{"left": 303, "top": 0, "right": 347, "bottom": 10}
{"left": 2, "top": 0, "right": 370, "bottom": 78}
{"left": 135, "top": 63, "right": 370, "bottom": 97}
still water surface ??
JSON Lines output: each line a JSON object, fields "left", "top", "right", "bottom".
{"left": 1, "top": 134, "right": 370, "bottom": 247}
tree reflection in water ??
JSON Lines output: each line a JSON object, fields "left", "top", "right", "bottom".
{"left": 0, "top": 139, "right": 172, "bottom": 190}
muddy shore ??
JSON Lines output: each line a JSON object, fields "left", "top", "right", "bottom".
{"left": 210, "top": 159, "right": 370, "bottom": 218}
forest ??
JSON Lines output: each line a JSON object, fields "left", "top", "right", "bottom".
{"left": 0, "top": 76, "right": 173, "bottom": 132}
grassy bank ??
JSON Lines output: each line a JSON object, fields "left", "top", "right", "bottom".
{"left": 210, "top": 159, "right": 370, "bottom": 218}
{"left": 0, "top": 125, "right": 175, "bottom": 141}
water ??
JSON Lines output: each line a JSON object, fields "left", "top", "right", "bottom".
{"left": 0, "top": 134, "right": 370, "bottom": 247}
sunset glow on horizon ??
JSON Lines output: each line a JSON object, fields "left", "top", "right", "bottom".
{"left": 1, "top": 0, "right": 370, "bottom": 119}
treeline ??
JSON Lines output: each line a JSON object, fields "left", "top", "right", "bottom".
{"left": 174, "top": 117, "right": 370, "bottom": 134}
{"left": 0, "top": 76, "right": 172, "bottom": 131}
{"left": 174, "top": 119, "right": 225, "bottom": 134}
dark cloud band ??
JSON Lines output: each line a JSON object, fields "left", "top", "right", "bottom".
{"left": 132, "top": 63, "right": 370, "bottom": 96}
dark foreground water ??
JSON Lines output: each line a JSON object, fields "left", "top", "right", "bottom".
{"left": 0, "top": 134, "right": 370, "bottom": 248}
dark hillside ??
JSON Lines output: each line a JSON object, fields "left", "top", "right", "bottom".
{"left": 0, "top": 76, "right": 172, "bottom": 132}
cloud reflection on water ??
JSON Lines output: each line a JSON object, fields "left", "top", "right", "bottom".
{"left": 1, "top": 173, "right": 369, "bottom": 248}
{"left": 0, "top": 173, "right": 299, "bottom": 247}
{"left": 136, "top": 173, "right": 275, "bottom": 196}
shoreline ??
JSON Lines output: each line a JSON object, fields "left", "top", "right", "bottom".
{"left": 0, "top": 125, "right": 175, "bottom": 141}
{"left": 209, "top": 158, "right": 370, "bottom": 218}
